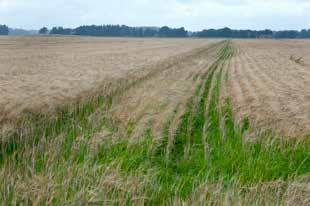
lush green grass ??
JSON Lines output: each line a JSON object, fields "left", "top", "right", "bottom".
{"left": 0, "top": 41, "right": 309, "bottom": 205}
{"left": 0, "top": 95, "right": 112, "bottom": 164}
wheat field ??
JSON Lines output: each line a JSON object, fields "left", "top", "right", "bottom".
{"left": 0, "top": 37, "right": 309, "bottom": 205}
{"left": 0, "top": 36, "right": 217, "bottom": 126}
{"left": 229, "top": 40, "right": 310, "bottom": 137}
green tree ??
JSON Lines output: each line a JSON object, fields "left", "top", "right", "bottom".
{"left": 0, "top": 25, "right": 9, "bottom": 35}
{"left": 39, "top": 27, "right": 48, "bottom": 35}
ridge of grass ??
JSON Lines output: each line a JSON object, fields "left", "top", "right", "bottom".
{"left": 92, "top": 41, "right": 310, "bottom": 204}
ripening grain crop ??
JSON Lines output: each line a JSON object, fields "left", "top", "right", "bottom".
{"left": 0, "top": 37, "right": 309, "bottom": 205}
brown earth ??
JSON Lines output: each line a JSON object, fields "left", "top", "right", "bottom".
{"left": 229, "top": 40, "right": 310, "bottom": 137}
{"left": 0, "top": 36, "right": 218, "bottom": 126}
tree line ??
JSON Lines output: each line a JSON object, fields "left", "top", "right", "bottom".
{"left": 41, "top": 25, "right": 310, "bottom": 39}
{"left": 2, "top": 23, "right": 310, "bottom": 38}
{"left": 193, "top": 27, "right": 310, "bottom": 39}
{"left": 44, "top": 25, "right": 188, "bottom": 37}
{"left": 0, "top": 25, "right": 9, "bottom": 35}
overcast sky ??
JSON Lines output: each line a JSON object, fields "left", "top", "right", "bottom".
{"left": 0, "top": 0, "right": 310, "bottom": 31}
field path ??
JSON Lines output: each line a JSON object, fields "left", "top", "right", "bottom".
{"left": 109, "top": 42, "right": 224, "bottom": 139}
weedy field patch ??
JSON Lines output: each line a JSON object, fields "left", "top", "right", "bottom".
{"left": 0, "top": 39, "right": 309, "bottom": 205}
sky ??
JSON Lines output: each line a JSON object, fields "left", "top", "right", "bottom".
{"left": 0, "top": 0, "right": 310, "bottom": 31}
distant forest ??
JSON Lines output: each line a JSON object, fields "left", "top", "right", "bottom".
{"left": 39, "top": 25, "right": 310, "bottom": 39}
{"left": 47, "top": 25, "right": 188, "bottom": 37}
{"left": 194, "top": 28, "right": 310, "bottom": 39}
{"left": 0, "top": 25, "right": 9, "bottom": 35}
{"left": 2, "top": 24, "right": 310, "bottom": 38}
